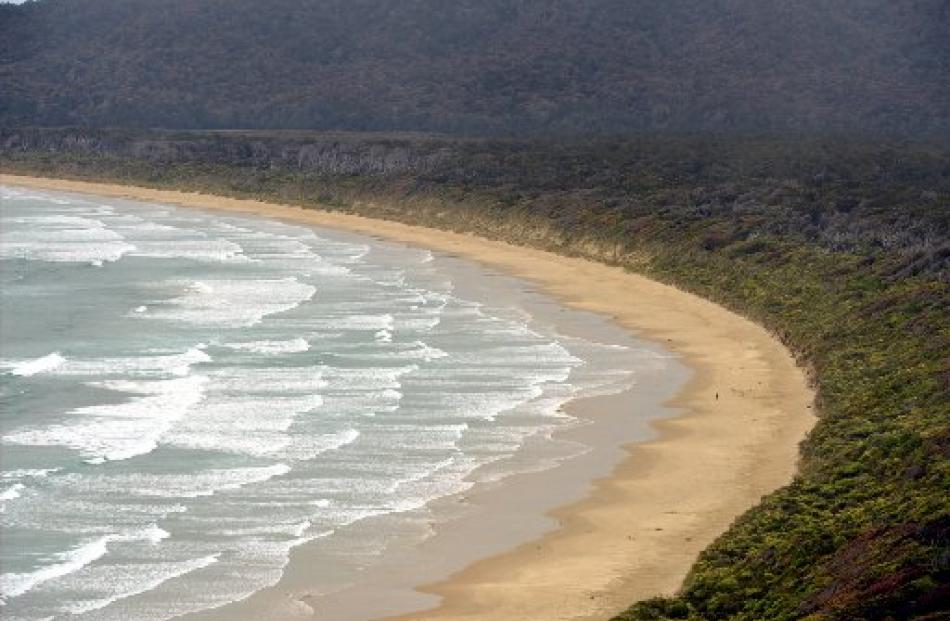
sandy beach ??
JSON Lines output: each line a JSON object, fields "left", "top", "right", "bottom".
{"left": 1, "top": 174, "right": 815, "bottom": 620}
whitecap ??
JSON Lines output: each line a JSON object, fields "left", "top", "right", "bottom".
{"left": 0, "top": 484, "right": 25, "bottom": 512}
{"left": 141, "top": 524, "right": 171, "bottom": 544}
{"left": 203, "top": 366, "right": 327, "bottom": 393}
{"left": 0, "top": 525, "right": 177, "bottom": 604}
{"left": 145, "top": 278, "right": 317, "bottom": 328}
{"left": 216, "top": 520, "right": 312, "bottom": 538}
{"left": 129, "top": 238, "right": 247, "bottom": 263}
{"left": 0, "top": 468, "right": 60, "bottom": 480}
{"left": 0, "top": 536, "right": 112, "bottom": 601}
{"left": 284, "top": 428, "right": 360, "bottom": 461}
{"left": 79, "top": 463, "right": 293, "bottom": 499}
{"left": 2, "top": 375, "right": 208, "bottom": 463}
{"left": 221, "top": 338, "right": 310, "bottom": 355}
{"left": 319, "top": 365, "right": 418, "bottom": 391}
{"left": 0, "top": 214, "right": 135, "bottom": 265}
{"left": 8, "top": 352, "right": 66, "bottom": 377}
{"left": 344, "top": 340, "right": 447, "bottom": 362}
{"left": 317, "top": 313, "right": 394, "bottom": 331}
{"left": 46, "top": 347, "right": 211, "bottom": 379}
{"left": 165, "top": 394, "right": 326, "bottom": 458}
{"left": 62, "top": 555, "right": 219, "bottom": 616}
{"left": 0, "top": 483, "right": 25, "bottom": 501}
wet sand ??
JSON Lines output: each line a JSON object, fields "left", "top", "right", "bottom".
{"left": 1, "top": 174, "right": 816, "bottom": 620}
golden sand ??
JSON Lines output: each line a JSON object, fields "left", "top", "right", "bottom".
{"left": 1, "top": 174, "right": 815, "bottom": 620}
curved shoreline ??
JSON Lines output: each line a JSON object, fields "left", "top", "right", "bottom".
{"left": 1, "top": 174, "right": 815, "bottom": 620}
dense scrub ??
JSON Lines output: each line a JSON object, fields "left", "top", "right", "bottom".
{"left": 2, "top": 129, "right": 948, "bottom": 619}
{"left": 1, "top": 0, "right": 949, "bottom": 137}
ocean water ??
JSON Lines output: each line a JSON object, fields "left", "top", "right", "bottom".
{"left": 0, "top": 186, "right": 673, "bottom": 621}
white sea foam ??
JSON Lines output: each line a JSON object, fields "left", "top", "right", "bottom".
{"left": 45, "top": 347, "right": 211, "bottom": 378}
{"left": 315, "top": 313, "right": 395, "bottom": 331}
{"left": 141, "top": 524, "right": 171, "bottom": 544}
{"left": 221, "top": 338, "right": 310, "bottom": 355}
{"left": 0, "top": 484, "right": 25, "bottom": 513}
{"left": 447, "top": 342, "right": 583, "bottom": 367}
{"left": 62, "top": 555, "right": 219, "bottom": 616}
{"left": 392, "top": 312, "right": 443, "bottom": 333}
{"left": 0, "top": 214, "right": 136, "bottom": 265}
{"left": 291, "top": 428, "right": 361, "bottom": 461}
{"left": 388, "top": 478, "right": 475, "bottom": 514}
{"left": 0, "top": 468, "right": 60, "bottom": 480}
{"left": 97, "top": 212, "right": 250, "bottom": 263}
{"left": 146, "top": 278, "right": 317, "bottom": 327}
{"left": 0, "top": 525, "right": 175, "bottom": 604}
{"left": 136, "top": 528, "right": 333, "bottom": 621}
{"left": 191, "top": 222, "right": 355, "bottom": 276}
{"left": 0, "top": 537, "right": 113, "bottom": 601}
{"left": 344, "top": 340, "right": 448, "bottom": 362}
{"left": 362, "top": 423, "right": 469, "bottom": 452}
{"left": 130, "top": 239, "right": 247, "bottom": 263}
{"left": 321, "top": 388, "right": 403, "bottom": 418}
{"left": 165, "top": 394, "right": 325, "bottom": 458}
{"left": 203, "top": 366, "right": 327, "bottom": 393}
{"left": 216, "top": 520, "right": 313, "bottom": 538}
{"left": 2, "top": 500, "right": 188, "bottom": 533}
{"left": 8, "top": 352, "right": 66, "bottom": 377}
{"left": 2, "top": 375, "right": 208, "bottom": 462}
{"left": 0, "top": 483, "right": 25, "bottom": 501}
{"left": 80, "top": 463, "right": 293, "bottom": 499}
{"left": 249, "top": 425, "right": 359, "bottom": 462}
{"left": 319, "top": 365, "right": 418, "bottom": 391}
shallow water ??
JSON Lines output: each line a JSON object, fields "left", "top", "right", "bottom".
{"left": 0, "top": 186, "right": 675, "bottom": 620}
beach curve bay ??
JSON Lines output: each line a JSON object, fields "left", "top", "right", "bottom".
{"left": 0, "top": 185, "right": 677, "bottom": 620}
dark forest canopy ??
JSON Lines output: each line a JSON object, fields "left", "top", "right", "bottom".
{"left": 1, "top": 0, "right": 949, "bottom": 137}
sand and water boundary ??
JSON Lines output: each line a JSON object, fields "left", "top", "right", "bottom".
{"left": 1, "top": 174, "right": 815, "bottom": 620}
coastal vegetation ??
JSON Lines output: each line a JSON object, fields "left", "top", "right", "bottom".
{"left": 2, "top": 128, "right": 947, "bottom": 620}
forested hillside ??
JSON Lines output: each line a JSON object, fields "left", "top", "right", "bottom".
{"left": 1, "top": 0, "right": 949, "bottom": 136}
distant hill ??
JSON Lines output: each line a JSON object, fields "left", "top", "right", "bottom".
{"left": 1, "top": 0, "right": 948, "bottom": 136}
